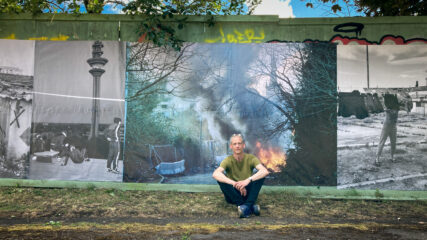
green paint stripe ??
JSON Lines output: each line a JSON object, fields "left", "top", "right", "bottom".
{"left": 0, "top": 178, "right": 425, "bottom": 200}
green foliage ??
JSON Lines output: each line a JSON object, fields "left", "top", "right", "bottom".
{"left": 355, "top": 0, "right": 427, "bottom": 16}
{"left": 181, "top": 231, "right": 191, "bottom": 240}
{"left": 279, "top": 43, "right": 337, "bottom": 186}
{"left": 125, "top": 71, "right": 175, "bottom": 149}
{"left": 0, "top": 0, "right": 84, "bottom": 14}
{"left": 345, "top": 188, "right": 360, "bottom": 197}
{"left": 86, "top": 183, "right": 96, "bottom": 190}
{"left": 45, "top": 220, "right": 62, "bottom": 227}
{"left": 302, "top": 0, "right": 427, "bottom": 16}
{"left": 375, "top": 189, "right": 384, "bottom": 199}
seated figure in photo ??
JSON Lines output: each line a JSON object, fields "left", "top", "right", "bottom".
{"left": 56, "top": 130, "right": 89, "bottom": 166}
{"left": 212, "top": 134, "right": 269, "bottom": 218}
{"left": 61, "top": 145, "right": 88, "bottom": 166}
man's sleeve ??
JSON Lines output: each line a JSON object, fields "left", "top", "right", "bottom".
{"left": 251, "top": 155, "right": 261, "bottom": 168}
{"left": 219, "top": 157, "right": 229, "bottom": 170}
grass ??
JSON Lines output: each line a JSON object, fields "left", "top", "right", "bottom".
{"left": 1, "top": 186, "right": 425, "bottom": 223}
{"left": 0, "top": 187, "right": 426, "bottom": 239}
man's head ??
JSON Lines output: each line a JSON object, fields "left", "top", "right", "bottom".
{"left": 230, "top": 133, "right": 245, "bottom": 155}
{"left": 114, "top": 117, "right": 121, "bottom": 124}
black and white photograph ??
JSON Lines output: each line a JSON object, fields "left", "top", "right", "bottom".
{"left": 337, "top": 45, "right": 427, "bottom": 190}
{"left": 29, "top": 40, "right": 126, "bottom": 182}
{"left": 124, "top": 42, "right": 337, "bottom": 185}
{"left": 0, "top": 39, "right": 35, "bottom": 178}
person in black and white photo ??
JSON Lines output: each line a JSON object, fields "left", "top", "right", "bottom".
{"left": 375, "top": 93, "right": 400, "bottom": 166}
{"left": 104, "top": 117, "right": 121, "bottom": 173}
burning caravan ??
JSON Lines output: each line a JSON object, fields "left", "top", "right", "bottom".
{"left": 0, "top": 68, "right": 33, "bottom": 170}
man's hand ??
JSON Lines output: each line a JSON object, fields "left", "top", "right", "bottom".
{"left": 235, "top": 179, "right": 250, "bottom": 190}
{"left": 239, "top": 187, "right": 247, "bottom": 197}
{"left": 233, "top": 179, "right": 250, "bottom": 196}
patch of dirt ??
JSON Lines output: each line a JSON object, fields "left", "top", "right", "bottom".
{"left": 1, "top": 222, "right": 426, "bottom": 240}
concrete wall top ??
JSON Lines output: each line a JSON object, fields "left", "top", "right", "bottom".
{"left": 1, "top": 14, "right": 427, "bottom": 44}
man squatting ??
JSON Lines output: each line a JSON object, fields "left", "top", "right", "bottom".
{"left": 212, "top": 134, "right": 269, "bottom": 218}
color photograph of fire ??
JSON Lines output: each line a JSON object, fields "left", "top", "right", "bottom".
{"left": 124, "top": 42, "right": 337, "bottom": 186}
{"left": 337, "top": 45, "right": 427, "bottom": 190}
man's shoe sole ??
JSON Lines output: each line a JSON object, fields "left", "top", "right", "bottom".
{"left": 252, "top": 205, "right": 260, "bottom": 216}
{"left": 238, "top": 206, "right": 250, "bottom": 218}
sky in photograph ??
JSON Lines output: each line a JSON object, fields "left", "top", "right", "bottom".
{"left": 338, "top": 45, "right": 427, "bottom": 92}
{"left": 0, "top": 39, "right": 35, "bottom": 76}
{"left": 33, "top": 41, "right": 126, "bottom": 124}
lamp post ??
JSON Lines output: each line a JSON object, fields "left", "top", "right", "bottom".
{"left": 87, "top": 41, "right": 108, "bottom": 139}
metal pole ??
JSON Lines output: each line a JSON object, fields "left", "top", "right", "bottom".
{"left": 366, "top": 45, "right": 370, "bottom": 89}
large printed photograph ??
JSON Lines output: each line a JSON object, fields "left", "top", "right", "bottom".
{"left": 0, "top": 39, "right": 35, "bottom": 179}
{"left": 29, "top": 41, "right": 126, "bottom": 181}
{"left": 124, "top": 42, "right": 337, "bottom": 185}
{"left": 337, "top": 45, "right": 427, "bottom": 190}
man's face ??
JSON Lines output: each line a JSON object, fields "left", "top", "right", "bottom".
{"left": 230, "top": 136, "right": 245, "bottom": 155}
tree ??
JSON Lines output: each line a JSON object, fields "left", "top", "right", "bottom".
{"left": 354, "top": 0, "right": 427, "bottom": 16}
{"left": 245, "top": 43, "right": 337, "bottom": 185}
{"left": 303, "top": 0, "right": 427, "bottom": 16}
{"left": 124, "top": 42, "right": 204, "bottom": 181}
{"left": 0, "top": 0, "right": 262, "bottom": 14}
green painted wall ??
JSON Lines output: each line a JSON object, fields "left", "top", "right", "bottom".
{"left": 1, "top": 14, "right": 427, "bottom": 197}
{"left": 1, "top": 14, "right": 427, "bottom": 43}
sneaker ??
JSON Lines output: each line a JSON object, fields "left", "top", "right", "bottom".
{"left": 238, "top": 205, "right": 251, "bottom": 218}
{"left": 252, "top": 204, "right": 260, "bottom": 216}
{"left": 107, "top": 168, "right": 112, "bottom": 172}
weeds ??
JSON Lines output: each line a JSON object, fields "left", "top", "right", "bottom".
{"left": 0, "top": 187, "right": 426, "bottom": 222}
{"left": 45, "top": 220, "right": 61, "bottom": 227}
{"left": 345, "top": 188, "right": 360, "bottom": 197}
{"left": 375, "top": 189, "right": 384, "bottom": 199}
{"left": 33, "top": 189, "right": 45, "bottom": 196}
{"left": 86, "top": 183, "right": 96, "bottom": 191}
{"left": 181, "top": 231, "right": 191, "bottom": 240}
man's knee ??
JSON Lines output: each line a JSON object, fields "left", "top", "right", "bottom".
{"left": 250, "top": 178, "right": 265, "bottom": 187}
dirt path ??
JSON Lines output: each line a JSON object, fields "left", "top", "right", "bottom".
{"left": 1, "top": 217, "right": 425, "bottom": 240}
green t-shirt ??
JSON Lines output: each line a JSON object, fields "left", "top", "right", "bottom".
{"left": 220, "top": 153, "right": 261, "bottom": 181}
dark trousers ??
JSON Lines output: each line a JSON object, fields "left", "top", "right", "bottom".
{"left": 107, "top": 141, "right": 120, "bottom": 169}
{"left": 218, "top": 178, "right": 265, "bottom": 207}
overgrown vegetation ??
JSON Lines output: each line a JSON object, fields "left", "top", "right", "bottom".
{"left": 0, "top": 186, "right": 425, "bottom": 221}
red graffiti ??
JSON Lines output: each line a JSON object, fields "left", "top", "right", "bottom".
{"left": 330, "top": 35, "right": 427, "bottom": 45}
{"left": 269, "top": 35, "right": 427, "bottom": 45}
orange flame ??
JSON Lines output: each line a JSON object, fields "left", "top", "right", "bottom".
{"left": 254, "top": 141, "right": 286, "bottom": 172}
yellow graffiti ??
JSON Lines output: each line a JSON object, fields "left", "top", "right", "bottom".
{"left": 205, "top": 25, "right": 265, "bottom": 43}
{"left": 3, "top": 33, "right": 69, "bottom": 41}
{"left": 29, "top": 34, "right": 70, "bottom": 41}
{"left": 5, "top": 34, "right": 16, "bottom": 39}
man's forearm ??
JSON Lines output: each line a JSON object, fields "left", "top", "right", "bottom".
{"left": 249, "top": 168, "right": 269, "bottom": 182}
{"left": 213, "top": 170, "right": 236, "bottom": 186}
